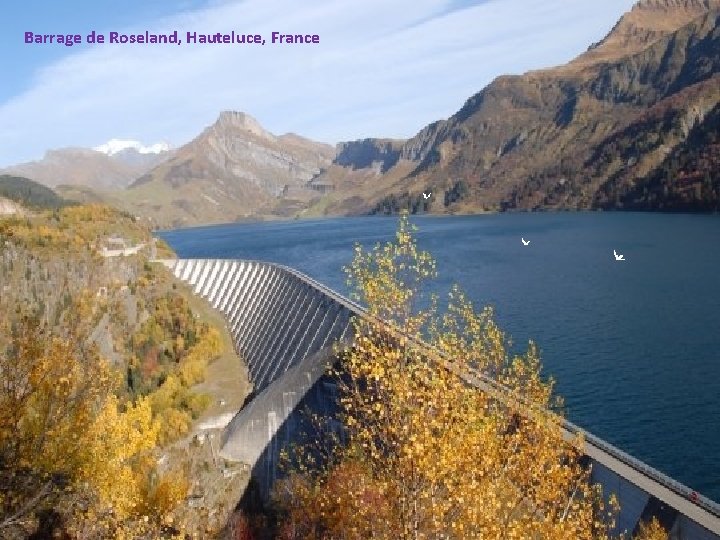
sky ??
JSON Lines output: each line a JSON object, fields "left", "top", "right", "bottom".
{"left": 0, "top": 0, "right": 637, "bottom": 166}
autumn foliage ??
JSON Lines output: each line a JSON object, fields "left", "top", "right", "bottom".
{"left": 0, "top": 205, "right": 224, "bottom": 538}
{"left": 0, "top": 317, "right": 161, "bottom": 536}
{"left": 273, "top": 214, "right": 667, "bottom": 539}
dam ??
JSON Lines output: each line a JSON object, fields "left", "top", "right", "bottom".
{"left": 156, "top": 258, "right": 720, "bottom": 539}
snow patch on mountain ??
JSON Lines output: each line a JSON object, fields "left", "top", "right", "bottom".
{"left": 94, "top": 139, "right": 171, "bottom": 156}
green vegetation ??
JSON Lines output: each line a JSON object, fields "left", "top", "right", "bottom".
{"left": 443, "top": 179, "right": 470, "bottom": 206}
{"left": 122, "top": 264, "right": 220, "bottom": 446}
{"left": 371, "top": 190, "right": 432, "bottom": 215}
{"left": 0, "top": 175, "right": 69, "bottom": 210}
{"left": 370, "top": 181, "right": 470, "bottom": 215}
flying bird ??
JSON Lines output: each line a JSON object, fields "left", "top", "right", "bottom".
{"left": 521, "top": 238, "right": 530, "bottom": 246}
{"left": 423, "top": 192, "right": 431, "bottom": 199}
{"left": 614, "top": 249, "right": 625, "bottom": 261}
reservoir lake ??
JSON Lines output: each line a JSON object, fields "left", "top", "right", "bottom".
{"left": 160, "top": 212, "right": 720, "bottom": 501}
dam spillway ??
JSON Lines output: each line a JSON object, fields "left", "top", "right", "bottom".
{"left": 156, "top": 258, "right": 720, "bottom": 539}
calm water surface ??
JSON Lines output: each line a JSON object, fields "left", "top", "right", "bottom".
{"left": 160, "top": 213, "right": 720, "bottom": 501}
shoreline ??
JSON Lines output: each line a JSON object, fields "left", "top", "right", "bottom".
{"left": 154, "top": 207, "right": 720, "bottom": 234}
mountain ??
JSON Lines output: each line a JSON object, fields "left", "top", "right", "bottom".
{"left": 568, "top": 0, "right": 720, "bottom": 68}
{"left": 121, "top": 111, "right": 335, "bottom": 227}
{"left": 7, "top": 1, "right": 718, "bottom": 226}
{"left": 0, "top": 141, "right": 172, "bottom": 190}
{"left": 0, "top": 175, "right": 68, "bottom": 213}
{"left": 308, "top": 0, "right": 720, "bottom": 215}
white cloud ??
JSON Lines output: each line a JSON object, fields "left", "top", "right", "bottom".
{"left": 0, "top": 0, "right": 636, "bottom": 166}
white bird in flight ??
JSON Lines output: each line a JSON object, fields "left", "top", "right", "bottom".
{"left": 521, "top": 238, "right": 530, "bottom": 246}
{"left": 423, "top": 192, "right": 431, "bottom": 199}
{"left": 614, "top": 249, "right": 625, "bottom": 261}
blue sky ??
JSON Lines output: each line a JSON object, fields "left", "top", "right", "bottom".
{"left": 0, "top": 0, "right": 637, "bottom": 166}
{"left": 1, "top": 1, "right": 208, "bottom": 100}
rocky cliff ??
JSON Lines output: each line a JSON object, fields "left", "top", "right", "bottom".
{"left": 0, "top": 197, "right": 25, "bottom": 216}
{"left": 569, "top": 0, "right": 720, "bottom": 69}
{"left": 333, "top": 139, "right": 405, "bottom": 173}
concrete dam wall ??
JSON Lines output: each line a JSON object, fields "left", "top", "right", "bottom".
{"left": 157, "top": 258, "right": 720, "bottom": 539}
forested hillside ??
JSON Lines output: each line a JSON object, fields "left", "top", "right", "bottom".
{"left": 599, "top": 100, "right": 720, "bottom": 211}
{"left": 0, "top": 205, "right": 248, "bottom": 538}
{"left": 0, "top": 175, "right": 69, "bottom": 210}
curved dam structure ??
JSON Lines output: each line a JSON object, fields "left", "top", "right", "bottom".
{"left": 156, "top": 258, "right": 720, "bottom": 539}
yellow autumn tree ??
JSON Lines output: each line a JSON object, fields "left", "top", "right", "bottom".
{"left": 634, "top": 517, "right": 669, "bottom": 540}
{"left": 0, "top": 316, "right": 114, "bottom": 533}
{"left": 0, "top": 315, "right": 181, "bottom": 537}
{"left": 275, "top": 213, "right": 617, "bottom": 539}
{"left": 79, "top": 395, "right": 159, "bottom": 517}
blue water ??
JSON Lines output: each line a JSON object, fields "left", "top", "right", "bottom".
{"left": 160, "top": 212, "right": 720, "bottom": 501}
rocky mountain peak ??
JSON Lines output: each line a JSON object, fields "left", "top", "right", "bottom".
{"left": 569, "top": 0, "right": 720, "bottom": 69}
{"left": 125, "top": 109, "right": 336, "bottom": 226}
{"left": 626, "top": 0, "right": 720, "bottom": 23}
{"left": 215, "top": 111, "right": 274, "bottom": 141}
{"left": 633, "top": 0, "right": 720, "bottom": 11}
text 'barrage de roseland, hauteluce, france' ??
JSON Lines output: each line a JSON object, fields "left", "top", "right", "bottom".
{"left": 24, "top": 30, "right": 320, "bottom": 47}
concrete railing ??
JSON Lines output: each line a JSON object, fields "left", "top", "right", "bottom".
{"left": 156, "top": 258, "right": 720, "bottom": 539}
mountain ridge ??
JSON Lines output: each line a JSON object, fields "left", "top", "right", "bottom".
{"left": 0, "top": 144, "right": 173, "bottom": 190}
{"left": 120, "top": 111, "right": 335, "bottom": 227}
{"left": 0, "top": 174, "right": 68, "bottom": 212}
{"left": 307, "top": 3, "right": 720, "bottom": 216}
{"left": 566, "top": 0, "right": 720, "bottom": 70}
{"left": 4, "top": 0, "right": 719, "bottom": 225}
